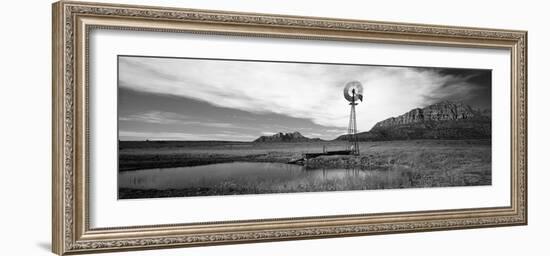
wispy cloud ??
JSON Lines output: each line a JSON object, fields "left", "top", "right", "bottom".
{"left": 119, "top": 57, "right": 489, "bottom": 132}
{"left": 119, "top": 111, "right": 188, "bottom": 124}
{"left": 119, "top": 130, "right": 256, "bottom": 141}
{"left": 325, "top": 129, "right": 347, "bottom": 133}
{"left": 120, "top": 111, "right": 247, "bottom": 129}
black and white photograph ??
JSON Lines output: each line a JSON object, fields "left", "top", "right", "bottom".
{"left": 2, "top": 0, "right": 543, "bottom": 255}
{"left": 117, "top": 55, "right": 492, "bottom": 199}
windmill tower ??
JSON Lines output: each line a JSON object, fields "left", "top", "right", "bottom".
{"left": 343, "top": 81, "right": 364, "bottom": 155}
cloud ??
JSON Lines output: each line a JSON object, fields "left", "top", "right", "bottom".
{"left": 119, "top": 130, "right": 256, "bottom": 141}
{"left": 120, "top": 111, "right": 248, "bottom": 129}
{"left": 119, "top": 111, "right": 188, "bottom": 124}
{"left": 119, "top": 57, "right": 488, "bottom": 131}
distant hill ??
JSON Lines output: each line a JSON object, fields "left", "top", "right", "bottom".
{"left": 336, "top": 101, "right": 491, "bottom": 141}
{"left": 254, "top": 132, "right": 322, "bottom": 143}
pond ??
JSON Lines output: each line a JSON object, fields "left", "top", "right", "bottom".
{"left": 118, "top": 162, "right": 393, "bottom": 198}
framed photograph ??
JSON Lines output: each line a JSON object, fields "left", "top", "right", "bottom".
{"left": 52, "top": 1, "right": 527, "bottom": 255}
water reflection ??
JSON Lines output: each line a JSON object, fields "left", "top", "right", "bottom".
{"left": 118, "top": 161, "right": 372, "bottom": 190}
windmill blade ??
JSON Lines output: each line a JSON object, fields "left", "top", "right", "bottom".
{"left": 344, "top": 90, "right": 355, "bottom": 102}
{"left": 343, "top": 81, "right": 364, "bottom": 102}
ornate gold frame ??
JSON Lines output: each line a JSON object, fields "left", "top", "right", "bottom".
{"left": 52, "top": 1, "right": 527, "bottom": 255}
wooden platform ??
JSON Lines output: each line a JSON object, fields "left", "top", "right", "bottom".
{"left": 288, "top": 150, "right": 353, "bottom": 164}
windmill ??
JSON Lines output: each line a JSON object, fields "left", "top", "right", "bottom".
{"left": 343, "top": 81, "right": 363, "bottom": 155}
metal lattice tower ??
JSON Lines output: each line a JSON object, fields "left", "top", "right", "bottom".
{"left": 347, "top": 91, "right": 359, "bottom": 155}
{"left": 343, "top": 81, "right": 363, "bottom": 155}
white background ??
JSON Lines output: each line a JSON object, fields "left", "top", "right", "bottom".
{"left": 0, "top": 0, "right": 548, "bottom": 255}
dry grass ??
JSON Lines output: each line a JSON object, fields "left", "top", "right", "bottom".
{"left": 118, "top": 139, "right": 491, "bottom": 198}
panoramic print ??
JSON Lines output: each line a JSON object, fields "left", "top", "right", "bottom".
{"left": 117, "top": 56, "right": 492, "bottom": 199}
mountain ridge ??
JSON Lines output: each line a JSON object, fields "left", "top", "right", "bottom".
{"left": 252, "top": 101, "right": 491, "bottom": 143}
{"left": 336, "top": 101, "right": 491, "bottom": 141}
{"left": 254, "top": 131, "right": 323, "bottom": 143}
{"left": 373, "top": 101, "right": 486, "bottom": 128}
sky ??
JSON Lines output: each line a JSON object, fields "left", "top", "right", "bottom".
{"left": 118, "top": 56, "right": 491, "bottom": 141}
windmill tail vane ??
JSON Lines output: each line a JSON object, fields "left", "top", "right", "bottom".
{"left": 343, "top": 81, "right": 364, "bottom": 155}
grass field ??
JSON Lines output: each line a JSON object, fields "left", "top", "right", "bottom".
{"left": 118, "top": 139, "right": 491, "bottom": 198}
{"left": 119, "top": 140, "right": 351, "bottom": 171}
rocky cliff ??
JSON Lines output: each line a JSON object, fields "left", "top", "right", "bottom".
{"left": 337, "top": 101, "right": 491, "bottom": 141}
{"left": 254, "top": 132, "right": 321, "bottom": 143}
{"left": 373, "top": 101, "right": 479, "bottom": 128}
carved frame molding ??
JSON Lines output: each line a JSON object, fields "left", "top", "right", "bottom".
{"left": 52, "top": 1, "right": 527, "bottom": 255}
